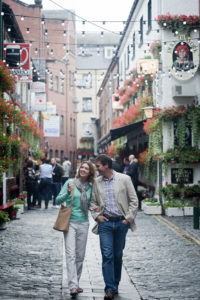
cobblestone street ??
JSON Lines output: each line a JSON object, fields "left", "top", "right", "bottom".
{"left": 0, "top": 206, "right": 200, "bottom": 300}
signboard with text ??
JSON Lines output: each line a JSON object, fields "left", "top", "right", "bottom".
{"left": 171, "top": 168, "right": 193, "bottom": 184}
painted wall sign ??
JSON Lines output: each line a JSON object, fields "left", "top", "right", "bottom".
{"left": 171, "top": 168, "right": 193, "bottom": 184}
{"left": 166, "top": 36, "right": 199, "bottom": 81}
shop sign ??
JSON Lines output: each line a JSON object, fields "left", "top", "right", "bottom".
{"left": 171, "top": 168, "right": 193, "bottom": 184}
{"left": 166, "top": 36, "right": 198, "bottom": 81}
{"left": 3, "top": 43, "right": 31, "bottom": 81}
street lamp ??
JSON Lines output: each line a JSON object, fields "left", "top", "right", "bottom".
{"left": 142, "top": 106, "right": 154, "bottom": 119}
{"left": 90, "top": 116, "right": 98, "bottom": 156}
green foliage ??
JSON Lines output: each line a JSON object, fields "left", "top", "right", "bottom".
{"left": 0, "top": 211, "right": 10, "bottom": 225}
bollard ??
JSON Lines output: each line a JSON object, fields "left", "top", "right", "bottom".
{"left": 193, "top": 198, "right": 199, "bottom": 229}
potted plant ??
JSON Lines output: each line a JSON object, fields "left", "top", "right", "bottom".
{"left": 9, "top": 205, "right": 20, "bottom": 220}
{"left": 13, "top": 198, "right": 26, "bottom": 214}
{"left": 0, "top": 211, "right": 10, "bottom": 230}
{"left": 149, "top": 40, "right": 162, "bottom": 59}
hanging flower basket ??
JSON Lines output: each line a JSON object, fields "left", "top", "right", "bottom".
{"left": 0, "top": 61, "right": 15, "bottom": 93}
{"left": 149, "top": 41, "right": 162, "bottom": 59}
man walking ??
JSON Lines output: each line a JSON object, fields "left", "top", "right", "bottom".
{"left": 90, "top": 154, "right": 138, "bottom": 300}
{"left": 51, "top": 158, "right": 63, "bottom": 207}
{"left": 126, "top": 154, "right": 139, "bottom": 194}
{"left": 62, "top": 156, "right": 71, "bottom": 185}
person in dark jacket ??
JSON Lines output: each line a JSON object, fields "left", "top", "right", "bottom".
{"left": 51, "top": 157, "right": 63, "bottom": 207}
{"left": 24, "top": 159, "right": 37, "bottom": 210}
{"left": 126, "top": 154, "right": 139, "bottom": 193}
{"left": 112, "top": 155, "right": 123, "bottom": 173}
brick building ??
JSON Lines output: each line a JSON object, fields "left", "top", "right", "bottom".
{"left": 3, "top": 0, "right": 77, "bottom": 172}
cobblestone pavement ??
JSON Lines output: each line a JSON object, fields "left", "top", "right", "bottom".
{"left": 0, "top": 205, "right": 140, "bottom": 300}
{"left": 0, "top": 206, "right": 63, "bottom": 299}
{"left": 123, "top": 211, "right": 200, "bottom": 300}
{"left": 1, "top": 206, "right": 200, "bottom": 300}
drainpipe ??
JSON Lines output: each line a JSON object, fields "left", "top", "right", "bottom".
{"left": 0, "top": 0, "right": 3, "bottom": 60}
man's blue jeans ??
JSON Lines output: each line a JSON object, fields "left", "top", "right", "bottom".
{"left": 98, "top": 220, "right": 129, "bottom": 292}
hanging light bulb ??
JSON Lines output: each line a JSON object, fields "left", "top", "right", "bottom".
{"left": 82, "top": 21, "right": 85, "bottom": 25}
{"left": 26, "top": 28, "right": 30, "bottom": 34}
{"left": 1, "top": 12, "right": 4, "bottom": 16}
{"left": 35, "top": 48, "right": 38, "bottom": 54}
{"left": 82, "top": 31, "right": 85, "bottom": 37}
{"left": 30, "top": 41, "right": 32, "bottom": 46}
{"left": 50, "top": 49, "right": 54, "bottom": 55}
{"left": 63, "top": 30, "right": 66, "bottom": 36}
{"left": 46, "top": 42, "right": 50, "bottom": 48}
{"left": 45, "top": 29, "right": 48, "bottom": 36}
{"left": 8, "top": 28, "right": 11, "bottom": 32}
{"left": 63, "top": 44, "right": 66, "bottom": 49}
{"left": 21, "top": 15, "right": 24, "bottom": 20}
{"left": 100, "top": 31, "right": 104, "bottom": 38}
{"left": 41, "top": 18, "right": 45, "bottom": 25}
{"left": 61, "top": 20, "right": 65, "bottom": 26}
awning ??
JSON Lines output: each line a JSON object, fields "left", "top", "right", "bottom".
{"left": 110, "top": 120, "right": 144, "bottom": 141}
{"left": 98, "top": 120, "right": 145, "bottom": 148}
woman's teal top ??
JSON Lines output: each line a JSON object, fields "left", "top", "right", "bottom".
{"left": 56, "top": 178, "right": 92, "bottom": 222}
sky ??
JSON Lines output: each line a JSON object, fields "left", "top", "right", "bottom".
{"left": 23, "top": 0, "right": 134, "bottom": 32}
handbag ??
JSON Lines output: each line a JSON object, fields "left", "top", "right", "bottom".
{"left": 53, "top": 180, "right": 75, "bottom": 232}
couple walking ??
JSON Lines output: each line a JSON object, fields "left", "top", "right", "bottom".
{"left": 56, "top": 154, "right": 138, "bottom": 299}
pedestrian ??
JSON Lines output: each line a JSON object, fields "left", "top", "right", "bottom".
{"left": 51, "top": 157, "right": 63, "bottom": 207}
{"left": 24, "top": 159, "right": 37, "bottom": 210}
{"left": 111, "top": 155, "right": 123, "bottom": 173}
{"left": 62, "top": 155, "right": 71, "bottom": 185}
{"left": 90, "top": 154, "right": 138, "bottom": 300}
{"left": 38, "top": 158, "right": 53, "bottom": 209}
{"left": 122, "top": 157, "right": 130, "bottom": 174}
{"left": 126, "top": 154, "right": 139, "bottom": 194}
{"left": 56, "top": 160, "right": 95, "bottom": 298}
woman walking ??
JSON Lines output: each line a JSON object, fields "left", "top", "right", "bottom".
{"left": 56, "top": 161, "right": 95, "bottom": 298}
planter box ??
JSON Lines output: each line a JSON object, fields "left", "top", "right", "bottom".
{"left": 17, "top": 204, "right": 24, "bottom": 214}
{"left": 141, "top": 202, "right": 151, "bottom": 210}
{"left": 144, "top": 205, "right": 162, "bottom": 215}
{"left": 165, "top": 207, "right": 184, "bottom": 217}
{"left": 184, "top": 207, "right": 193, "bottom": 216}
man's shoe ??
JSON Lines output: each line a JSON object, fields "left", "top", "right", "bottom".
{"left": 104, "top": 290, "right": 114, "bottom": 299}
{"left": 114, "top": 288, "right": 118, "bottom": 295}
{"left": 70, "top": 288, "right": 78, "bottom": 298}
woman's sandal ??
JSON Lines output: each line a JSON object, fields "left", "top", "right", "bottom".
{"left": 70, "top": 288, "right": 78, "bottom": 298}
{"left": 77, "top": 288, "right": 83, "bottom": 293}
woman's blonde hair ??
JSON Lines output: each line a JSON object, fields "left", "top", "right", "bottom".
{"left": 76, "top": 160, "right": 95, "bottom": 183}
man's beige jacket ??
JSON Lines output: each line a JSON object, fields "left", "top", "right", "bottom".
{"left": 90, "top": 171, "right": 138, "bottom": 234}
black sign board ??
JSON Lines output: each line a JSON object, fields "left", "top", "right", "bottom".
{"left": 171, "top": 168, "right": 193, "bottom": 184}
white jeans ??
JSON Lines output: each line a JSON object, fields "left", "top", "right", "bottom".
{"left": 64, "top": 221, "right": 89, "bottom": 290}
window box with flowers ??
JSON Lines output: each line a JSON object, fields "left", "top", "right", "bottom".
{"left": 156, "top": 14, "right": 200, "bottom": 35}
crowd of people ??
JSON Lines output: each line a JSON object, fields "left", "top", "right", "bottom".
{"left": 24, "top": 153, "right": 139, "bottom": 300}
{"left": 24, "top": 156, "right": 71, "bottom": 210}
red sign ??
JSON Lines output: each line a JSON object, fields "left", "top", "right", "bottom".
{"left": 3, "top": 43, "right": 31, "bottom": 81}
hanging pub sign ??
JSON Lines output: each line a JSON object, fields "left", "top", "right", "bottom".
{"left": 171, "top": 168, "right": 193, "bottom": 184}
{"left": 3, "top": 43, "right": 31, "bottom": 82}
{"left": 166, "top": 36, "right": 198, "bottom": 81}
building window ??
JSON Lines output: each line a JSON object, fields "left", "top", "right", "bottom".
{"left": 60, "top": 78, "right": 64, "bottom": 94}
{"left": 73, "top": 119, "right": 76, "bottom": 137}
{"left": 82, "top": 123, "right": 93, "bottom": 137}
{"left": 70, "top": 117, "right": 72, "bottom": 136}
{"left": 82, "top": 73, "right": 92, "bottom": 88}
{"left": 49, "top": 73, "right": 53, "bottom": 90}
{"left": 55, "top": 76, "right": 59, "bottom": 92}
{"left": 147, "top": 0, "right": 152, "bottom": 31}
{"left": 60, "top": 150, "right": 64, "bottom": 162}
{"left": 174, "top": 121, "right": 192, "bottom": 147}
{"left": 55, "top": 149, "right": 58, "bottom": 158}
{"left": 82, "top": 97, "right": 92, "bottom": 112}
{"left": 60, "top": 115, "right": 64, "bottom": 135}
{"left": 104, "top": 47, "right": 114, "bottom": 59}
{"left": 49, "top": 149, "right": 53, "bottom": 159}
{"left": 139, "top": 16, "right": 143, "bottom": 45}
{"left": 127, "top": 46, "right": 130, "bottom": 69}
{"left": 132, "top": 33, "right": 135, "bottom": 59}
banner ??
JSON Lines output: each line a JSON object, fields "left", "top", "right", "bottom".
{"left": 44, "top": 116, "right": 60, "bottom": 137}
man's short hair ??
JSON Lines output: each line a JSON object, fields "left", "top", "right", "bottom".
{"left": 64, "top": 156, "right": 68, "bottom": 160}
{"left": 95, "top": 154, "right": 112, "bottom": 169}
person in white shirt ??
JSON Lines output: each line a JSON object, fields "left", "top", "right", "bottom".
{"left": 38, "top": 158, "right": 53, "bottom": 209}
{"left": 62, "top": 156, "right": 71, "bottom": 185}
